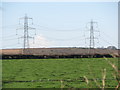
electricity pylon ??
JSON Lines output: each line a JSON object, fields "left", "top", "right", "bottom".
{"left": 89, "top": 20, "right": 96, "bottom": 49}
{"left": 16, "top": 14, "right": 36, "bottom": 49}
{"left": 85, "top": 20, "right": 99, "bottom": 56}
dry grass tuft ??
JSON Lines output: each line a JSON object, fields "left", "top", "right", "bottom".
{"left": 102, "top": 68, "right": 106, "bottom": 90}
{"left": 60, "top": 80, "right": 64, "bottom": 89}
{"left": 84, "top": 76, "right": 89, "bottom": 85}
{"left": 103, "top": 57, "right": 120, "bottom": 89}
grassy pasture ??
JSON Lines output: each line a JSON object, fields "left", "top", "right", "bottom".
{"left": 2, "top": 58, "right": 118, "bottom": 88}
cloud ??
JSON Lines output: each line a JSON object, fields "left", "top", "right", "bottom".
{"left": 29, "top": 35, "right": 53, "bottom": 48}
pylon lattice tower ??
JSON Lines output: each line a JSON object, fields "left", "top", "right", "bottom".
{"left": 90, "top": 20, "right": 96, "bottom": 49}
{"left": 16, "top": 14, "right": 36, "bottom": 49}
{"left": 85, "top": 20, "right": 99, "bottom": 56}
{"left": 86, "top": 20, "right": 98, "bottom": 49}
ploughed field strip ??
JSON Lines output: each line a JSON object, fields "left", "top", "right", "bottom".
{"left": 2, "top": 58, "right": 118, "bottom": 88}
{"left": 1, "top": 48, "right": 119, "bottom": 59}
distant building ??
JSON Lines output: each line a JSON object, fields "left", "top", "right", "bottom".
{"left": 97, "top": 46, "right": 105, "bottom": 49}
{"left": 107, "top": 46, "right": 117, "bottom": 50}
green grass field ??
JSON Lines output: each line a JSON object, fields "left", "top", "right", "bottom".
{"left": 2, "top": 58, "right": 118, "bottom": 88}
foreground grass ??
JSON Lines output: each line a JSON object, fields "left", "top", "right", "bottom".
{"left": 2, "top": 58, "right": 118, "bottom": 88}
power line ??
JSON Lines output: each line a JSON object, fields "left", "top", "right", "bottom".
{"left": 100, "top": 37, "right": 117, "bottom": 47}
{"left": 45, "top": 35, "right": 84, "bottom": 41}
{"left": 100, "top": 31, "right": 118, "bottom": 45}
{"left": 34, "top": 24, "right": 84, "bottom": 32}
{"left": 1, "top": 17, "right": 117, "bottom": 49}
{"left": 0, "top": 24, "right": 20, "bottom": 29}
{"left": 3, "top": 38, "right": 18, "bottom": 41}
{"left": 2, "top": 43, "right": 20, "bottom": 47}
{"left": 1, "top": 35, "right": 16, "bottom": 38}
